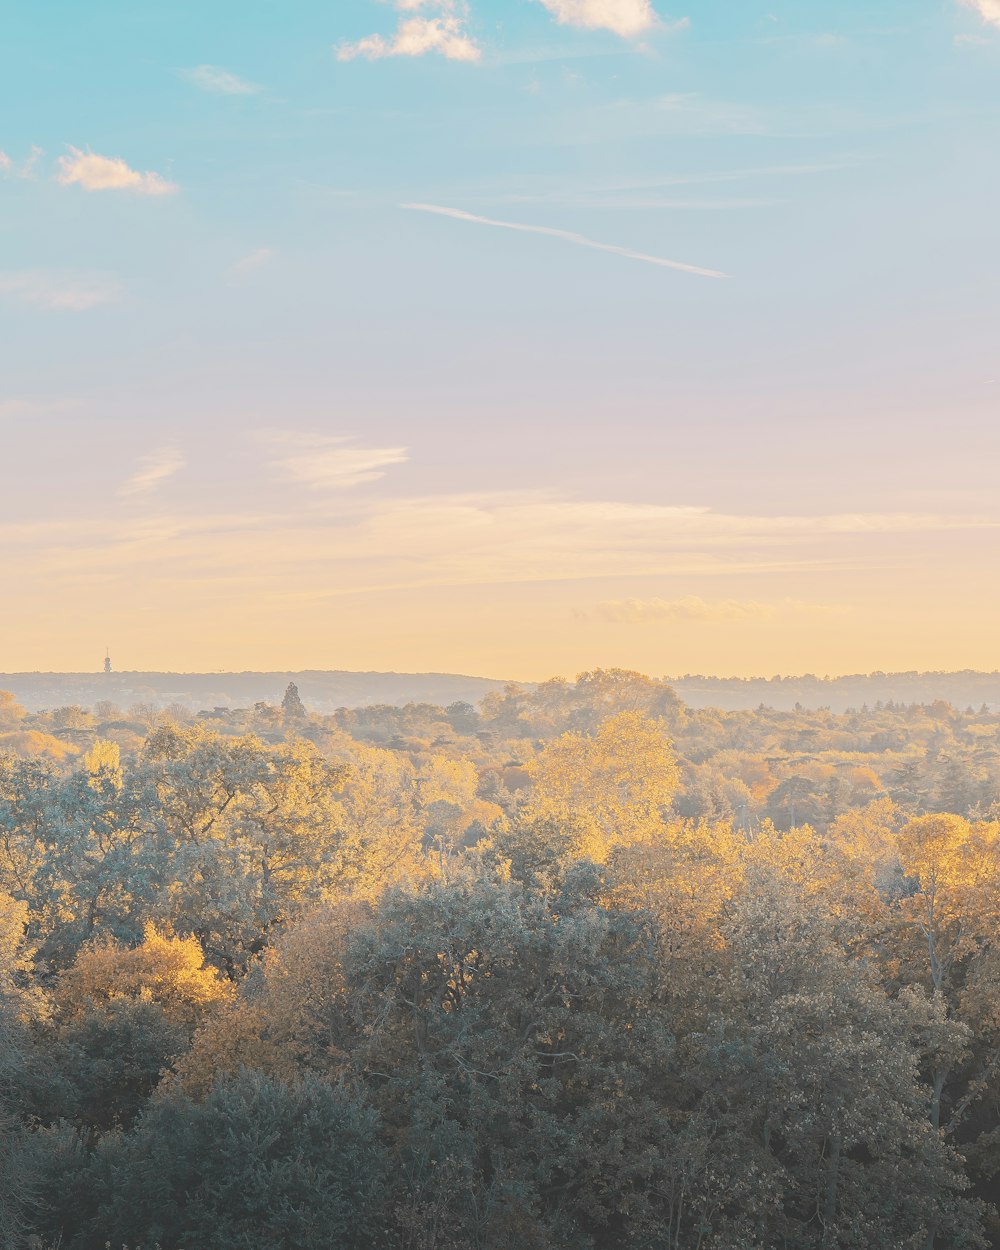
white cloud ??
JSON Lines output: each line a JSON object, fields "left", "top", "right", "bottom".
{"left": 958, "top": 0, "right": 1000, "bottom": 28}
{"left": 403, "top": 202, "right": 726, "bottom": 277}
{"left": 0, "top": 151, "right": 10, "bottom": 173}
{"left": 0, "top": 271, "right": 123, "bottom": 311}
{"left": 262, "top": 433, "right": 410, "bottom": 489}
{"left": 180, "top": 65, "right": 262, "bottom": 94}
{"left": 337, "top": 0, "right": 481, "bottom": 62}
{"left": 534, "top": 0, "right": 680, "bottom": 38}
{"left": 56, "top": 147, "right": 177, "bottom": 196}
{"left": 120, "top": 447, "right": 186, "bottom": 498}
{"left": 228, "top": 247, "right": 274, "bottom": 278}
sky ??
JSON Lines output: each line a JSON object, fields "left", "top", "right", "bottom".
{"left": 2, "top": 0, "right": 999, "bottom": 681}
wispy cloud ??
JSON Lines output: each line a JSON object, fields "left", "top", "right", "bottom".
{"left": 19, "top": 492, "right": 1000, "bottom": 606}
{"left": 593, "top": 595, "right": 778, "bottom": 623}
{"left": 0, "top": 145, "right": 44, "bottom": 180}
{"left": 180, "top": 64, "right": 262, "bottom": 94}
{"left": 120, "top": 447, "right": 186, "bottom": 498}
{"left": 588, "top": 595, "right": 840, "bottom": 625}
{"left": 56, "top": 147, "right": 177, "bottom": 196}
{"left": 262, "top": 433, "right": 410, "bottom": 489}
{"left": 337, "top": 0, "right": 481, "bottom": 62}
{"left": 958, "top": 0, "right": 1000, "bottom": 29}
{"left": 228, "top": 248, "right": 275, "bottom": 279}
{"left": 0, "top": 271, "right": 123, "bottom": 311}
{"left": 534, "top": 0, "right": 684, "bottom": 39}
{"left": 20, "top": 145, "right": 44, "bottom": 180}
{"left": 403, "top": 202, "right": 726, "bottom": 277}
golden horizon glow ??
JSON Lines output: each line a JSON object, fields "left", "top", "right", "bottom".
{"left": 4, "top": 1, "right": 999, "bottom": 679}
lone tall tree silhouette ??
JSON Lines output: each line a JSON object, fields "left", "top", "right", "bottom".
{"left": 281, "top": 682, "right": 306, "bottom": 720}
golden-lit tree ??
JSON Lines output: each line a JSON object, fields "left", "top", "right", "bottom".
{"left": 525, "top": 711, "right": 680, "bottom": 860}
{"left": 0, "top": 692, "right": 26, "bottom": 730}
{"left": 53, "top": 923, "right": 233, "bottom": 1033}
{"left": 173, "top": 902, "right": 365, "bottom": 1097}
{"left": 328, "top": 742, "right": 425, "bottom": 897}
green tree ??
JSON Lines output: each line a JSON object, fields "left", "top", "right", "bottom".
{"left": 33, "top": 1070, "right": 387, "bottom": 1250}
{"left": 344, "top": 865, "right": 671, "bottom": 1250}
{"left": 281, "top": 681, "right": 307, "bottom": 720}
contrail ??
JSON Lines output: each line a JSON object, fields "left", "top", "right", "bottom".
{"left": 402, "top": 202, "right": 727, "bottom": 279}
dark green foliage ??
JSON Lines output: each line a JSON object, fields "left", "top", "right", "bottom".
{"left": 281, "top": 682, "right": 306, "bottom": 720}
{"left": 0, "top": 1015, "right": 35, "bottom": 1248}
{"left": 33, "top": 998, "right": 187, "bottom": 1132}
{"left": 345, "top": 867, "right": 671, "bottom": 1250}
{"left": 34, "top": 1070, "right": 387, "bottom": 1250}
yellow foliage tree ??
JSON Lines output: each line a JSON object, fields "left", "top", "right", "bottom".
{"left": 173, "top": 903, "right": 365, "bottom": 1097}
{"left": 54, "top": 923, "right": 233, "bottom": 1034}
{"left": 525, "top": 711, "right": 680, "bottom": 860}
{"left": 0, "top": 691, "right": 26, "bottom": 729}
{"left": 0, "top": 730, "right": 80, "bottom": 761}
{"left": 890, "top": 813, "right": 1000, "bottom": 1134}
{"left": 606, "top": 817, "right": 742, "bottom": 1008}
{"left": 329, "top": 743, "right": 426, "bottom": 898}
{"left": 0, "top": 889, "right": 40, "bottom": 1023}
{"left": 893, "top": 814, "right": 1000, "bottom": 995}
{"left": 83, "top": 739, "right": 123, "bottom": 792}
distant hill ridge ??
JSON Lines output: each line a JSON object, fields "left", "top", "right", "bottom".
{"left": 3, "top": 668, "right": 1000, "bottom": 715}
{"left": 665, "top": 670, "right": 1000, "bottom": 713}
{"left": 0, "top": 670, "right": 510, "bottom": 714}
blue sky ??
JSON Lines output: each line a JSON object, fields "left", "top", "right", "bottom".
{"left": 2, "top": 0, "right": 999, "bottom": 678}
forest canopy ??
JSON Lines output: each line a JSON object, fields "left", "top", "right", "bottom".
{"left": 2, "top": 669, "right": 1000, "bottom": 1248}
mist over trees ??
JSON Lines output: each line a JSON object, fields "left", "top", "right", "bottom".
{"left": 3, "top": 669, "right": 1000, "bottom": 1247}
{"left": 7, "top": 666, "right": 1000, "bottom": 717}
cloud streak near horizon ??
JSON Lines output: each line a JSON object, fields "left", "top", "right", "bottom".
{"left": 402, "top": 203, "right": 727, "bottom": 277}
{"left": 5, "top": 477, "right": 997, "bottom": 672}
{"left": 14, "top": 489, "right": 998, "bottom": 594}
{"left": 261, "top": 433, "right": 411, "bottom": 489}
{"left": 589, "top": 595, "right": 842, "bottom": 625}
{"left": 120, "top": 447, "right": 186, "bottom": 498}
